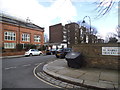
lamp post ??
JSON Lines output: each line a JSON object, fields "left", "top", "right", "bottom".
{"left": 81, "top": 16, "right": 92, "bottom": 43}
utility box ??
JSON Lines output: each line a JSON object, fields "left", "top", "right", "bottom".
{"left": 65, "top": 52, "right": 83, "bottom": 69}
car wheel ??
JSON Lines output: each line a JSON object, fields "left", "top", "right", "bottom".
{"left": 29, "top": 53, "right": 33, "bottom": 56}
{"left": 39, "top": 53, "right": 42, "bottom": 56}
{"left": 56, "top": 55, "right": 59, "bottom": 58}
{"left": 59, "top": 55, "right": 63, "bottom": 59}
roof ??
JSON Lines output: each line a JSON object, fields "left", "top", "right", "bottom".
{"left": 49, "top": 23, "right": 62, "bottom": 27}
{"left": 65, "top": 22, "right": 79, "bottom": 26}
{"left": 0, "top": 13, "right": 44, "bottom": 32}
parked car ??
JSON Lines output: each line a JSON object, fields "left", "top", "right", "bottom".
{"left": 46, "top": 50, "right": 52, "bottom": 55}
{"left": 55, "top": 48, "right": 72, "bottom": 58}
{"left": 24, "top": 49, "right": 43, "bottom": 56}
{"left": 50, "top": 49, "right": 57, "bottom": 55}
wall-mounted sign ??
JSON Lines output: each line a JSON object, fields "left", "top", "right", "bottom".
{"left": 102, "top": 47, "right": 120, "bottom": 56}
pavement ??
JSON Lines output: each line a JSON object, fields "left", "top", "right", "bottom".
{"left": 43, "top": 59, "right": 120, "bottom": 90}
{"left": 0, "top": 55, "right": 24, "bottom": 59}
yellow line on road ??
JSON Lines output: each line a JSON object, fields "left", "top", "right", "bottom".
{"left": 33, "top": 62, "right": 62, "bottom": 88}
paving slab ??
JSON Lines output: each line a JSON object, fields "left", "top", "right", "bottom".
{"left": 100, "top": 70, "right": 118, "bottom": 83}
{"left": 47, "top": 59, "right": 67, "bottom": 67}
{"left": 84, "top": 80, "right": 99, "bottom": 87}
{"left": 46, "top": 65, "right": 65, "bottom": 72}
{"left": 43, "top": 59, "right": 119, "bottom": 89}
{"left": 62, "top": 69, "right": 85, "bottom": 78}
{"left": 97, "top": 82, "right": 114, "bottom": 89}
{"left": 80, "top": 71, "right": 100, "bottom": 82}
{"left": 56, "top": 67, "right": 73, "bottom": 75}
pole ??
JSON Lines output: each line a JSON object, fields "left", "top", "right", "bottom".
{"left": 82, "top": 16, "right": 92, "bottom": 43}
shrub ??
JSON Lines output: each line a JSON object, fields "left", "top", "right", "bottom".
{"left": 16, "top": 44, "right": 23, "bottom": 51}
{"left": 24, "top": 44, "right": 37, "bottom": 50}
{"left": 30, "top": 44, "right": 36, "bottom": 49}
{"left": 38, "top": 45, "right": 46, "bottom": 51}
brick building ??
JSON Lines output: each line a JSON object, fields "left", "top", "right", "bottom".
{"left": 65, "top": 23, "right": 80, "bottom": 47}
{"left": 49, "top": 23, "right": 63, "bottom": 43}
{"left": 49, "top": 23, "right": 80, "bottom": 48}
{"left": 0, "top": 14, "right": 44, "bottom": 51}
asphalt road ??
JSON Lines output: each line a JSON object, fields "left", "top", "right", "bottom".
{"left": 2, "top": 55, "right": 58, "bottom": 89}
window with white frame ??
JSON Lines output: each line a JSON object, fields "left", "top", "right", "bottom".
{"left": 21, "top": 43, "right": 26, "bottom": 49}
{"left": 4, "top": 31, "right": 16, "bottom": 41}
{"left": 22, "top": 33, "right": 30, "bottom": 42}
{"left": 34, "top": 35, "right": 40, "bottom": 42}
{"left": 4, "top": 43, "right": 16, "bottom": 49}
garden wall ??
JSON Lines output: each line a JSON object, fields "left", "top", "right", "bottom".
{"left": 72, "top": 43, "right": 119, "bottom": 70}
{"left": 2, "top": 51, "right": 25, "bottom": 56}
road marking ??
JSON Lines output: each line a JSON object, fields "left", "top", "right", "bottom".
{"left": 22, "top": 64, "right": 31, "bottom": 67}
{"left": 23, "top": 57, "right": 31, "bottom": 58}
{"left": 4, "top": 63, "right": 42, "bottom": 70}
{"left": 34, "top": 63, "right": 43, "bottom": 66}
{"left": 5, "top": 66, "right": 16, "bottom": 70}
{"left": 33, "top": 63, "right": 62, "bottom": 88}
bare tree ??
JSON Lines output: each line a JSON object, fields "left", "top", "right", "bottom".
{"left": 91, "top": 26, "right": 98, "bottom": 35}
{"left": 96, "top": 34, "right": 103, "bottom": 39}
{"left": 77, "top": 21, "right": 98, "bottom": 35}
{"left": 114, "top": 25, "right": 120, "bottom": 38}
{"left": 94, "top": 0, "right": 116, "bottom": 18}
{"left": 105, "top": 32, "right": 118, "bottom": 43}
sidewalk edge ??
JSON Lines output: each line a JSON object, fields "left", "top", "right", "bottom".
{"left": 43, "top": 63, "right": 108, "bottom": 90}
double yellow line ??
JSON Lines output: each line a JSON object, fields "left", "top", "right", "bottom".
{"left": 33, "top": 62, "right": 62, "bottom": 88}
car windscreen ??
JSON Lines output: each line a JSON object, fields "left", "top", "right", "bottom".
{"left": 31, "top": 49, "right": 35, "bottom": 51}
{"left": 57, "top": 49, "right": 63, "bottom": 51}
{"left": 65, "top": 48, "right": 71, "bottom": 52}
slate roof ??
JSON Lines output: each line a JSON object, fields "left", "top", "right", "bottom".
{"left": 0, "top": 14, "right": 44, "bottom": 31}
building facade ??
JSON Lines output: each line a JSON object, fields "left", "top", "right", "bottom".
{"left": 49, "top": 23, "right": 63, "bottom": 43}
{"left": 0, "top": 14, "right": 44, "bottom": 50}
{"left": 49, "top": 22, "right": 101, "bottom": 49}
{"left": 65, "top": 23, "right": 80, "bottom": 47}
{"left": 49, "top": 23, "right": 80, "bottom": 48}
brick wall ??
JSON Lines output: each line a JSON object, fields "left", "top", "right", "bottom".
{"left": 2, "top": 22, "right": 44, "bottom": 49}
{"left": 49, "top": 23, "right": 63, "bottom": 43}
{"left": 2, "top": 51, "right": 25, "bottom": 56}
{"left": 72, "top": 44, "right": 119, "bottom": 70}
{"left": 3, "top": 23, "right": 18, "bottom": 44}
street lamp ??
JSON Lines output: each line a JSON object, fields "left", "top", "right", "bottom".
{"left": 81, "top": 16, "right": 92, "bottom": 43}
{"left": 82, "top": 16, "right": 91, "bottom": 34}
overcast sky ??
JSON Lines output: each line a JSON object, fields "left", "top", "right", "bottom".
{"left": 0, "top": 0, "right": 118, "bottom": 39}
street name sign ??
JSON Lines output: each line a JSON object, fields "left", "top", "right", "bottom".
{"left": 102, "top": 47, "right": 120, "bottom": 56}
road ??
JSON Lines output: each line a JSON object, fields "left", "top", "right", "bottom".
{"left": 2, "top": 55, "right": 58, "bottom": 88}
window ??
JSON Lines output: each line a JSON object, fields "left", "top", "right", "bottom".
{"left": 63, "top": 35, "right": 67, "bottom": 39}
{"left": 4, "top": 31, "right": 16, "bottom": 41}
{"left": 35, "top": 44, "right": 40, "bottom": 46}
{"left": 21, "top": 43, "right": 26, "bottom": 49}
{"left": 75, "top": 37, "right": 77, "bottom": 40}
{"left": 68, "top": 30, "right": 70, "bottom": 32}
{"left": 63, "top": 31, "right": 67, "bottom": 34}
{"left": 22, "top": 33, "right": 30, "bottom": 42}
{"left": 31, "top": 49, "right": 35, "bottom": 51}
{"left": 4, "top": 43, "right": 16, "bottom": 49}
{"left": 34, "top": 35, "right": 40, "bottom": 42}
{"left": 63, "top": 40, "right": 67, "bottom": 42}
